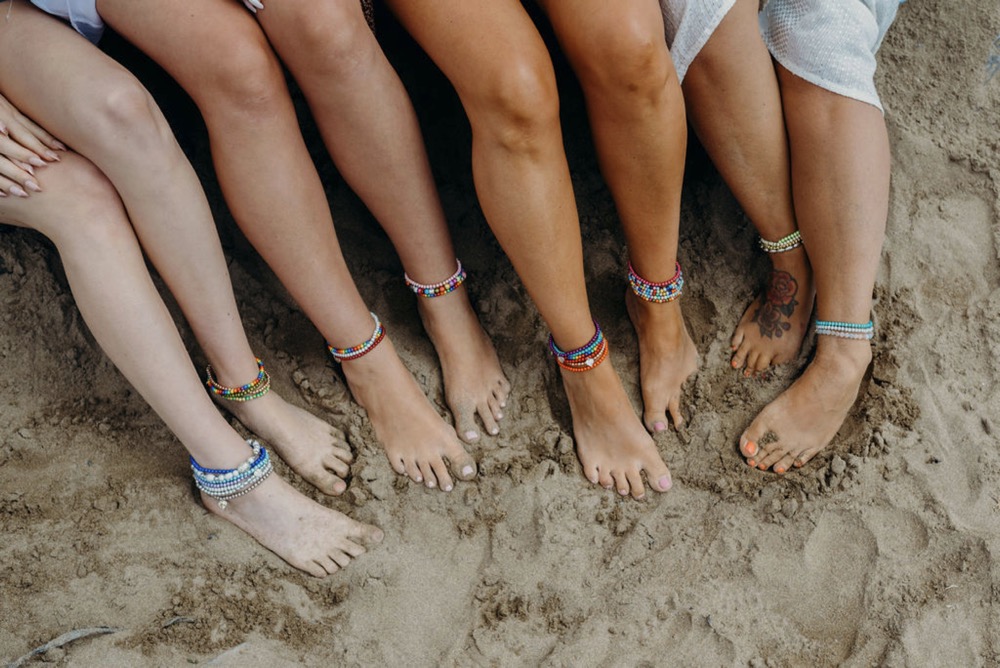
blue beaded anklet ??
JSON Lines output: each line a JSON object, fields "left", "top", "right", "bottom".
{"left": 814, "top": 319, "right": 874, "bottom": 341}
{"left": 191, "top": 439, "right": 273, "bottom": 509}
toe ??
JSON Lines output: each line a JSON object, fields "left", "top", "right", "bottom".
{"left": 794, "top": 445, "right": 823, "bottom": 468}
{"left": 430, "top": 458, "right": 454, "bottom": 492}
{"left": 667, "top": 395, "right": 685, "bottom": 430}
{"left": 487, "top": 393, "right": 504, "bottom": 422}
{"left": 330, "top": 550, "right": 352, "bottom": 569}
{"left": 731, "top": 345, "right": 749, "bottom": 370}
{"left": 582, "top": 462, "right": 600, "bottom": 485}
{"left": 324, "top": 452, "right": 351, "bottom": 478}
{"left": 403, "top": 459, "right": 423, "bottom": 484}
{"left": 643, "top": 407, "right": 670, "bottom": 434}
{"left": 307, "top": 560, "right": 332, "bottom": 578}
{"left": 730, "top": 327, "right": 745, "bottom": 352}
{"left": 644, "top": 460, "right": 672, "bottom": 493}
{"left": 312, "top": 470, "right": 347, "bottom": 496}
{"left": 756, "top": 444, "right": 786, "bottom": 471}
{"left": 447, "top": 445, "right": 478, "bottom": 482}
{"left": 611, "top": 471, "right": 630, "bottom": 497}
{"left": 477, "top": 401, "right": 501, "bottom": 437}
{"left": 773, "top": 453, "right": 796, "bottom": 475}
{"left": 597, "top": 468, "right": 615, "bottom": 490}
{"left": 417, "top": 460, "right": 438, "bottom": 489}
{"left": 625, "top": 469, "right": 646, "bottom": 500}
{"left": 453, "top": 404, "right": 481, "bottom": 444}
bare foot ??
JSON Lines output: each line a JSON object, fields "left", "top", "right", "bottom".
{"left": 340, "top": 336, "right": 477, "bottom": 492}
{"left": 561, "top": 360, "right": 672, "bottom": 499}
{"left": 204, "top": 474, "right": 383, "bottom": 577}
{"left": 416, "top": 286, "right": 511, "bottom": 444}
{"left": 217, "top": 391, "right": 353, "bottom": 497}
{"left": 625, "top": 291, "right": 699, "bottom": 431}
{"left": 738, "top": 337, "right": 873, "bottom": 473}
{"left": 731, "top": 248, "right": 814, "bottom": 376}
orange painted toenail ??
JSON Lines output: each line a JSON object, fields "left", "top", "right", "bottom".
{"left": 747, "top": 459, "right": 756, "bottom": 468}
{"left": 745, "top": 441, "right": 758, "bottom": 456}
{"left": 775, "top": 466, "right": 786, "bottom": 474}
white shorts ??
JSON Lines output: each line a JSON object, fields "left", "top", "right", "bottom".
{"left": 759, "top": 0, "right": 900, "bottom": 111}
{"left": 30, "top": 0, "right": 104, "bottom": 43}
{"left": 658, "top": 0, "right": 736, "bottom": 83}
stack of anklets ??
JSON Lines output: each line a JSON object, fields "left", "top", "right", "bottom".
{"left": 549, "top": 322, "right": 609, "bottom": 372}
{"left": 205, "top": 357, "right": 271, "bottom": 402}
{"left": 759, "top": 230, "right": 803, "bottom": 254}
{"left": 327, "top": 312, "right": 386, "bottom": 362}
{"left": 191, "top": 439, "right": 273, "bottom": 510}
{"left": 814, "top": 319, "right": 874, "bottom": 341}
{"left": 405, "top": 258, "right": 467, "bottom": 298}
{"left": 628, "top": 261, "right": 684, "bottom": 303}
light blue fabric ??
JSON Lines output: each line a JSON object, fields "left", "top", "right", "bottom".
{"left": 30, "top": 0, "right": 104, "bottom": 43}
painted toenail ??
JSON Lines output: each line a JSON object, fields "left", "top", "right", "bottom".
{"left": 658, "top": 475, "right": 672, "bottom": 491}
{"left": 461, "top": 465, "right": 475, "bottom": 477}
{"left": 618, "top": 489, "right": 628, "bottom": 496}
{"left": 775, "top": 466, "right": 786, "bottom": 474}
{"left": 653, "top": 422, "right": 666, "bottom": 433}
{"left": 465, "top": 430, "right": 479, "bottom": 440}
{"left": 414, "top": 475, "right": 423, "bottom": 483}
{"left": 444, "top": 484, "right": 453, "bottom": 491}
{"left": 426, "top": 480, "right": 436, "bottom": 488}
{"left": 490, "top": 427, "right": 499, "bottom": 435}
{"left": 745, "top": 441, "right": 757, "bottom": 456}
{"left": 604, "top": 484, "right": 613, "bottom": 490}
{"left": 747, "top": 459, "right": 756, "bottom": 468}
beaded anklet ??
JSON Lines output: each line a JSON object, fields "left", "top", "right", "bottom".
{"left": 205, "top": 357, "right": 271, "bottom": 402}
{"left": 548, "top": 321, "right": 609, "bottom": 372}
{"left": 191, "top": 439, "right": 273, "bottom": 509}
{"left": 814, "top": 319, "right": 874, "bottom": 341}
{"left": 628, "top": 261, "right": 684, "bottom": 303}
{"left": 327, "top": 312, "right": 386, "bottom": 362}
{"left": 405, "top": 258, "right": 467, "bottom": 298}
{"left": 759, "top": 230, "right": 803, "bottom": 254}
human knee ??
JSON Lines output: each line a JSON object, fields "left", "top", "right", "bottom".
{"left": 196, "top": 36, "right": 288, "bottom": 122}
{"left": 471, "top": 57, "right": 560, "bottom": 154}
{"left": 88, "top": 75, "right": 175, "bottom": 157}
{"left": 284, "top": 2, "right": 377, "bottom": 78}
{"left": 575, "top": 17, "right": 674, "bottom": 104}
{"left": 13, "top": 156, "right": 132, "bottom": 248}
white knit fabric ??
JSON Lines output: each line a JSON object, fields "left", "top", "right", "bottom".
{"left": 759, "top": 0, "right": 899, "bottom": 111}
{"left": 658, "top": 0, "right": 736, "bottom": 83}
{"left": 30, "top": 0, "right": 104, "bottom": 43}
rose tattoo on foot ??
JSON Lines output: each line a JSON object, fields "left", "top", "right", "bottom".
{"left": 751, "top": 270, "right": 799, "bottom": 339}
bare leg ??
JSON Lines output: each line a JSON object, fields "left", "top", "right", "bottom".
{"left": 541, "top": 0, "right": 698, "bottom": 432}
{"left": 253, "top": 0, "right": 510, "bottom": 443}
{"left": 738, "top": 66, "right": 888, "bottom": 473}
{"left": 386, "top": 0, "right": 672, "bottom": 498}
{"left": 682, "top": 0, "right": 813, "bottom": 376}
{"left": 99, "top": 0, "right": 478, "bottom": 492}
{"left": 0, "top": 150, "right": 380, "bottom": 577}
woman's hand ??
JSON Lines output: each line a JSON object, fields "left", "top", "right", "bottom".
{"left": 0, "top": 93, "right": 65, "bottom": 198}
{"left": 242, "top": 0, "right": 264, "bottom": 14}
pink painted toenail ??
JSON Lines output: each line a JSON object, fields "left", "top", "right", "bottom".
{"left": 444, "top": 483, "right": 453, "bottom": 491}
{"left": 490, "top": 427, "right": 499, "bottom": 435}
{"left": 414, "top": 475, "right": 423, "bottom": 483}
{"left": 426, "top": 480, "right": 436, "bottom": 488}
{"left": 462, "top": 465, "right": 475, "bottom": 477}
{"left": 653, "top": 422, "right": 666, "bottom": 433}
{"left": 658, "top": 475, "right": 672, "bottom": 491}
{"left": 618, "top": 489, "right": 628, "bottom": 496}
{"left": 465, "top": 430, "right": 479, "bottom": 440}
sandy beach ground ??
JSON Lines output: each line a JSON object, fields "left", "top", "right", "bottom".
{"left": 2, "top": 1, "right": 999, "bottom": 665}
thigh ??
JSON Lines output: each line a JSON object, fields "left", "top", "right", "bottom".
{"left": 384, "top": 0, "right": 551, "bottom": 107}
{"left": 0, "top": 3, "right": 141, "bottom": 146}
{"left": 96, "top": 0, "right": 276, "bottom": 98}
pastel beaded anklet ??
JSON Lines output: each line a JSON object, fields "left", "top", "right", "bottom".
{"left": 191, "top": 439, "right": 273, "bottom": 510}
{"left": 548, "top": 321, "right": 609, "bottom": 372}
{"left": 206, "top": 357, "right": 271, "bottom": 402}
{"left": 759, "top": 230, "right": 803, "bottom": 254}
{"left": 327, "top": 312, "right": 386, "bottom": 362}
{"left": 628, "top": 261, "right": 684, "bottom": 303}
{"left": 814, "top": 319, "right": 874, "bottom": 341}
{"left": 405, "top": 258, "right": 467, "bottom": 298}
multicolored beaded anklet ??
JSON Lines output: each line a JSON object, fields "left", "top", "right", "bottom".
{"left": 205, "top": 357, "right": 271, "bottom": 402}
{"left": 191, "top": 439, "right": 273, "bottom": 510}
{"left": 814, "top": 319, "right": 874, "bottom": 341}
{"left": 327, "top": 312, "right": 386, "bottom": 362}
{"left": 759, "top": 230, "right": 803, "bottom": 254}
{"left": 405, "top": 258, "right": 467, "bottom": 298}
{"left": 548, "top": 322, "right": 609, "bottom": 372}
{"left": 628, "top": 261, "right": 684, "bottom": 303}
